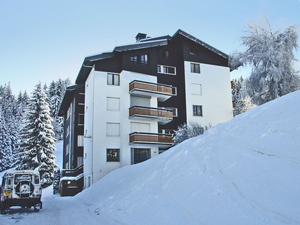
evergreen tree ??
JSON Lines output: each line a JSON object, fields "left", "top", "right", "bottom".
{"left": 230, "top": 19, "right": 300, "bottom": 105}
{"left": 48, "top": 78, "right": 70, "bottom": 140}
{"left": 18, "top": 83, "right": 57, "bottom": 187}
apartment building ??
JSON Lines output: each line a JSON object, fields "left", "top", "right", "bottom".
{"left": 59, "top": 29, "right": 233, "bottom": 195}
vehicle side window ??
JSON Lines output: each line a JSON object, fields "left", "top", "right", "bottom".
{"left": 34, "top": 175, "right": 39, "bottom": 184}
{"left": 7, "top": 178, "right": 12, "bottom": 186}
{"left": 1, "top": 177, "right": 5, "bottom": 186}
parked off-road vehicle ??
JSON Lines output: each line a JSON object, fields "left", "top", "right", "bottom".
{"left": 0, "top": 170, "right": 42, "bottom": 213}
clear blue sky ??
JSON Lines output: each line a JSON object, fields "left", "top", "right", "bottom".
{"left": 1, "top": 0, "right": 299, "bottom": 94}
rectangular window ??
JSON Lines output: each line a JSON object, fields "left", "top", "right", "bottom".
{"left": 191, "top": 83, "right": 202, "bottom": 95}
{"left": 77, "top": 156, "right": 83, "bottom": 166}
{"left": 107, "top": 73, "right": 120, "bottom": 86}
{"left": 193, "top": 105, "right": 203, "bottom": 117}
{"left": 157, "top": 65, "right": 176, "bottom": 75}
{"left": 78, "top": 93, "right": 85, "bottom": 105}
{"left": 191, "top": 63, "right": 200, "bottom": 73}
{"left": 77, "top": 135, "right": 84, "bottom": 147}
{"left": 107, "top": 149, "right": 120, "bottom": 162}
{"left": 140, "top": 54, "right": 148, "bottom": 64}
{"left": 66, "top": 144, "right": 69, "bottom": 155}
{"left": 172, "top": 108, "right": 178, "bottom": 117}
{"left": 130, "top": 122, "right": 150, "bottom": 133}
{"left": 78, "top": 114, "right": 84, "bottom": 126}
{"left": 107, "top": 97, "right": 120, "bottom": 111}
{"left": 163, "top": 49, "right": 169, "bottom": 58}
{"left": 130, "top": 55, "right": 138, "bottom": 63}
{"left": 107, "top": 123, "right": 120, "bottom": 136}
{"left": 165, "top": 107, "right": 178, "bottom": 117}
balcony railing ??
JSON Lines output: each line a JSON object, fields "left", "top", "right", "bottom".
{"left": 129, "top": 132, "right": 173, "bottom": 147}
{"left": 129, "top": 80, "right": 176, "bottom": 101}
{"left": 62, "top": 164, "right": 83, "bottom": 177}
{"left": 129, "top": 106, "right": 173, "bottom": 124}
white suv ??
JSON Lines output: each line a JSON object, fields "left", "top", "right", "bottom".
{"left": 0, "top": 170, "right": 42, "bottom": 213}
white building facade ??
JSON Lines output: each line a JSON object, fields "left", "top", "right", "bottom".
{"left": 59, "top": 29, "right": 234, "bottom": 192}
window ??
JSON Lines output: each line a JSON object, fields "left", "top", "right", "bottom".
{"left": 107, "top": 149, "right": 120, "bottom": 162}
{"left": 77, "top": 156, "right": 83, "bottom": 166}
{"left": 193, "top": 105, "right": 203, "bottom": 116}
{"left": 78, "top": 114, "right": 84, "bottom": 126}
{"left": 163, "top": 49, "right": 169, "bottom": 58}
{"left": 130, "top": 122, "right": 150, "bottom": 133}
{"left": 107, "top": 73, "right": 120, "bottom": 86}
{"left": 191, "top": 63, "right": 200, "bottom": 73}
{"left": 107, "top": 97, "right": 120, "bottom": 111}
{"left": 66, "top": 144, "right": 70, "bottom": 155}
{"left": 158, "top": 129, "right": 173, "bottom": 135}
{"left": 130, "top": 56, "right": 138, "bottom": 63}
{"left": 140, "top": 54, "right": 148, "bottom": 64}
{"left": 133, "top": 148, "right": 150, "bottom": 164}
{"left": 107, "top": 123, "right": 120, "bottom": 136}
{"left": 78, "top": 93, "right": 85, "bottom": 105}
{"left": 190, "top": 48, "right": 199, "bottom": 55}
{"left": 165, "top": 107, "right": 178, "bottom": 117}
{"left": 172, "top": 108, "right": 178, "bottom": 117}
{"left": 78, "top": 135, "right": 84, "bottom": 147}
{"left": 191, "top": 84, "right": 202, "bottom": 95}
{"left": 157, "top": 65, "right": 176, "bottom": 75}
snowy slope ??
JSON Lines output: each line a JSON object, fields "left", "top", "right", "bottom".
{"left": 1, "top": 90, "right": 300, "bottom": 225}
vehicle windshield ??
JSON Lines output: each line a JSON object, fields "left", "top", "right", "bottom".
{"left": 14, "top": 174, "right": 32, "bottom": 184}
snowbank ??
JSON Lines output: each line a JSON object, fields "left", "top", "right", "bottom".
{"left": 76, "top": 90, "right": 300, "bottom": 225}
{"left": 1, "top": 91, "right": 300, "bottom": 225}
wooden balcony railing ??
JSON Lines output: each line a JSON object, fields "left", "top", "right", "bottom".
{"left": 129, "top": 132, "right": 173, "bottom": 146}
{"left": 129, "top": 80, "right": 173, "bottom": 95}
{"left": 129, "top": 106, "right": 173, "bottom": 122}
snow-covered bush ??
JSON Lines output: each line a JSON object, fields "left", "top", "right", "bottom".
{"left": 174, "top": 122, "right": 208, "bottom": 145}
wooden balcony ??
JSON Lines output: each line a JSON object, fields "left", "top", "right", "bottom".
{"left": 129, "top": 106, "right": 173, "bottom": 124}
{"left": 129, "top": 80, "right": 175, "bottom": 101}
{"left": 129, "top": 132, "right": 173, "bottom": 147}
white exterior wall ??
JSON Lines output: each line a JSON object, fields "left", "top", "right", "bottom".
{"left": 184, "top": 61, "right": 233, "bottom": 127}
{"left": 84, "top": 70, "right": 159, "bottom": 187}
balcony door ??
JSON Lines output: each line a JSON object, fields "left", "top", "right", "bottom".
{"left": 133, "top": 148, "right": 151, "bottom": 164}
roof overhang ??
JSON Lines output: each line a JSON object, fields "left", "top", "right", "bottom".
{"left": 58, "top": 84, "right": 85, "bottom": 116}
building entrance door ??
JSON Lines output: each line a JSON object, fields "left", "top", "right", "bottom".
{"left": 133, "top": 148, "right": 151, "bottom": 164}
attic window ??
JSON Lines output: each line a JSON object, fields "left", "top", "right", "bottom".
{"left": 190, "top": 48, "right": 199, "bottom": 55}
{"left": 163, "top": 50, "right": 169, "bottom": 58}
{"left": 140, "top": 54, "right": 148, "bottom": 64}
{"left": 130, "top": 56, "right": 138, "bottom": 63}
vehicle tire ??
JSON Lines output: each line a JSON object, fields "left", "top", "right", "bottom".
{"left": 33, "top": 203, "right": 40, "bottom": 212}
{"left": 0, "top": 204, "right": 7, "bottom": 214}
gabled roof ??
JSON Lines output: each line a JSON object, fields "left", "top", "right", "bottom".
{"left": 75, "top": 29, "right": 228, "bottom": 84}
{"left": 172, "top": 29, "right": 228, "bottom": 59}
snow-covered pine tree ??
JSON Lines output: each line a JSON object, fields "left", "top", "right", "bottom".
{"left": 232, "top": 77, "right": 244, "bottom": 116}
{"left": 0, "top": 116, "right": 12, "bottom": 171}
{"left": 47, "top": 78, "right": 70, "bottom": 140}
{"left": 1, "top": 83, "right": 18, "bottom": 169}
{"left": 18, "top": 82, "right": 57, "bottom": 187}
{"left": 230, "top": 18, "right": 300, "bottom": 105}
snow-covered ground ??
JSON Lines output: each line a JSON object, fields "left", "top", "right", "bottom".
{"left": 1, "top": 90, "right": 300, "bottom": 225}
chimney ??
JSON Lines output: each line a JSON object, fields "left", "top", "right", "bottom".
{"left": 135, "top": 33, "right": 147, "bottom": 43}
